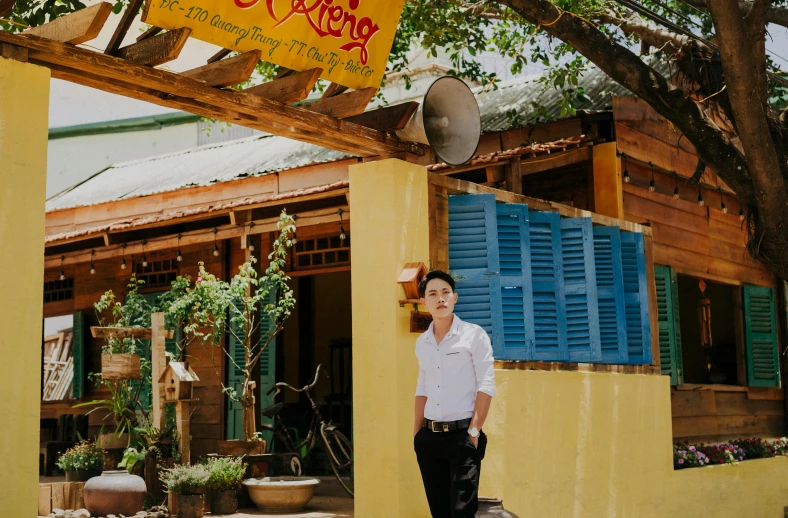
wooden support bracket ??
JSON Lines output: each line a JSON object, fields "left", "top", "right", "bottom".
{"left": 345, "top": 101, "right": 419, "bottom": 132}
{"left": 181, "top": 50, "right": 261, "bottom": 88}
{"left": 229, "top": 209, "right": 252, "bottom": 226}
{"left": 136, "top": 25, "right": 163, "bottom": 42}
{"left": 307, "top": 87, "right": 378, "bottom": 119}
{"left": 207, "top": 47, "right": 232, "bottom": 64}
{"left": 116, "top": 27, "right": 191, "bottom": 67}
{"left": 105, "top": 0, "right": 144, "bottom": 55}
{"left": 25, "top": 3, "right": 112, "bottom": 45}
{"left": 321, "top": 82, "right": 348, "bottom": 99}
{"left": 244, "top": 67, "right": 322, "bottom": 104}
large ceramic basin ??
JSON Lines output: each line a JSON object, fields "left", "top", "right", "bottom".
{"left": 243, "top": 476, "right": 320, "bottom": 512}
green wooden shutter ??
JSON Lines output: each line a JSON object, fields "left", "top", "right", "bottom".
{"left": 743, "top": 285, "right": 781, "bottom": 387}
{"left": 226, "top": 298, "right": 246, "bottom": 440}
{"left": 655, "top": 266, "right": 683, "bottom": 385}
{"left": 71, "top": 310, "right": 85, "bottom": 400}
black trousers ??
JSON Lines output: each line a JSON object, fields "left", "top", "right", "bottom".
{"left": 414, "top": 427, "right": 487, "bottom": 518}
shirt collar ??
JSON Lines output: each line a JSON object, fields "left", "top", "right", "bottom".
{"left": 426, "top": 314, "right": 462, "bottom": 344}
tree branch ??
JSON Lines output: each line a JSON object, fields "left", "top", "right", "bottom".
{"left": 502, "top": 0, "right": 756, "bottom": 207}
{"left": 684, "top": 0, "right": 788, "bottom": 28}
{"left": 595, "top": 10, "right": 690, "bottom": 53}
{"left": 707, "top": 0, "right": 787, "bottom": 222}
{"left": 744, "top": 0, "right": 771, "bottom": 105}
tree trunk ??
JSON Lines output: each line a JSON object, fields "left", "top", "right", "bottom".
{"left": 241, "top": 378, "right": 256, "bottom": 442}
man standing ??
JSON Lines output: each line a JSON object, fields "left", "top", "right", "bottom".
{"left": 413, "top": 270, "right": 496, "bottom": 518}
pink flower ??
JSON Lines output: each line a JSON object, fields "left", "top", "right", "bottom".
{"left": 197, "top": 276, "right": 203, "bottom": 283}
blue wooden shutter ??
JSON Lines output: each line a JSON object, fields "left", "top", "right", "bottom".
{"left": 592, "top": 226, "right": 628, "bottom": 363}
{"left": 743, "top": 285, "right": 780, "bottom": 387}
{"left": 528, "top": 210, "right": 568, "bottom": 361}
{"left": 496, "top": 204, "right": 535, "bottom": 360}
{"left": 620, "top": 232, "right": 652, "bottom": 364}
{"left": 226, "top": 298, "right": 246, "bottom": 440}
{"left": 655, "top": 266, "right": 682, "bottom": 385}
{"left": 258, "top": 288, "right": 278, "bottom": 440}
{"left": 448, "top": 194, "right": 503, "bottom": 352}
{"left": 71, "top": 310, "right": 85, "bottom": 400}
{"left": 560, "top": 218, "right": 601, "bottom": 362}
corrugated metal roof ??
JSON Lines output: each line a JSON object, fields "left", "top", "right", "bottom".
{"left": 47, "top": 63, "right": 649, "bottom": 213}
{"left": 46, "top": 135, "right": 352, "bottom": 212}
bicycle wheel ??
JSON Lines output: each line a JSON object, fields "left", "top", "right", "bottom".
{"left": 322, "top": 427, "right": 354, "bottom": 497}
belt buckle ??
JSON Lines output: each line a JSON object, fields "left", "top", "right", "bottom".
{"left": 429, "top": 421, "right": 440, "bottom": 432}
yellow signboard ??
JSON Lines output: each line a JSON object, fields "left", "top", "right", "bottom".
{"left": 143, "top": 0, "right": 407, "bottom": 90}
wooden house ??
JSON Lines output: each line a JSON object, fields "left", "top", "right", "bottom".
{"left": 38, "top": 65, "right": 785, "bottom": 464}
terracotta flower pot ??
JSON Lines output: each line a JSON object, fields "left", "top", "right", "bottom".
{"left": 176, "top": 493, "right": 205, "bottom": 518}
{"left": 83, "top": 470, "right": 147, "bottom": 517}
{"left": 65, "top": 469, "right": 101, "bottom": 482}
{"left": 209, "top": 489, "right": 239, "bottom": 515}
{"left": 99, "top": 432, "right": 130, "bottom": 449}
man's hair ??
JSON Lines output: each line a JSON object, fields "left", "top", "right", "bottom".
{"left": 418, "top": 270, "right": 456, "bottom": 298}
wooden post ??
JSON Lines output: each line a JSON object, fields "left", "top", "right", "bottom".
{"left": 151, "top": 312, "right": 167, "bottom": 430}
{"left": 428, "top": 184, "right": 449, "bottom": 272}
{"left": 592, "top": 142, "right": 624, "bottom": 219}
{"left": 176, "top": 400, "right": 190, "bottom": 464}
{"left": 505, "top": 158, "right": 523, "bottom": 195}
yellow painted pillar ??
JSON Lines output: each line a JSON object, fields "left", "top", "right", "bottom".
{"left": 350, "top": 159, "right": 431, "bottom": 517}
{"left": 592, "top": 141, "right": 624, "bottom": 219}
{"left": 0, "top": 57, "right": 50, "bottom": 515}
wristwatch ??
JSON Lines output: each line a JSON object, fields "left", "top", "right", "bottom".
{"left": 468, "top": 427, "right": 480, "bottom": 438}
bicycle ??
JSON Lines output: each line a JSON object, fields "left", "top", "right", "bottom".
{"left": 259, "top": 364, "right": 355, "bottom": 497}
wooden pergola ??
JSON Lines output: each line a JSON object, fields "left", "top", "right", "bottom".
{"left": 0, "top": 0, "right": 426, "bottom": 157}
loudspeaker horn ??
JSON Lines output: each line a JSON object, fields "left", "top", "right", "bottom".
{"left": 396, "top": 76, "right": 481, "bottom": 166}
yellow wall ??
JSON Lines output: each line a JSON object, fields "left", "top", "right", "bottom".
{"left": 351, "top": 158, "right": 788, "bottom": 518}
{"left": 0, "top": 57, "right": 50, "bottom": 515}
{"left": 350, "top": 159, "right": 430, "bottom": 517}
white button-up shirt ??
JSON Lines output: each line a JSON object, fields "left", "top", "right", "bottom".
{"left": 415, "top": 315, "right": 496, "bottom": 422}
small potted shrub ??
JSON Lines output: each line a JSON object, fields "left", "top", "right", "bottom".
{"left": 206, "top": 456, "right": 246, "bottom": 514}
{"left": 57, "top": 440, "right": 104, "bottom": 482}
{"left": 160, "top": 464, "right": 210, "bottom": 518}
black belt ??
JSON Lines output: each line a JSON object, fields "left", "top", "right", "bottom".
{"left": 423, "top": 418, "right": 472, "bottom": 433}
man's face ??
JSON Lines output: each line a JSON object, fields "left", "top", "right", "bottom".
{"left": 420, "top": 278, "right": 458, "bottom": 318}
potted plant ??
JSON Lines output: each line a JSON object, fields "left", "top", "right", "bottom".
{"left": 92, "top": 276, "right": 153, "bottom": 381}
{"left": 74, "top": 373, "right": 139, "bottom": 449}
{"left": 206, "top": 456, "right": 246, "bottom": 514}
{"left": 57, "top": 440, "right": 104, "bottom": 482}
{"left": 160, "top": 463, "right": 210, "bottom": 518}
{"left": 163, "top": 211, "right": 296, "bottom": 450}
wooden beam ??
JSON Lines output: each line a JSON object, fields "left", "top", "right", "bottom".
{"left": 46, "top": 206, "right": 349, "bottom": 266}
{"left": 25, "top": 3, "right": 112, "bottom": 45}
{"left": 181, "top": 50, "right": 260, "bottom": 88}
{"left": 592, "top": 141, "right": 623, "bottom": 218}
{"left": 116, "top": 27, "right": 191, "bottom": 67}
{"left": 245, "top": 68, "right": 322, "bottom": 104}
{"left": 428, "top": 173, "right": 652, "bottom": 235}
{"left": 307, "top": 87, "right": 377, "bottom": 119}
{"left": 429, "top": 184, "right": 449, "bottom": 272}
{"left": 229, "top": 209, "right": 252, "bottom": 226}
{"left": 644, "top": 233, "right": 660, "bottom": 368}
{"left": 505, "top": 159, "right": 522, "bottom": 194}
{"left": 275, "top": 67, "right": 295, "bottom": 79}
{"left": 136, "top": 25, "right": 162, "bottom": 42}
{"left": 0, "top": 0, "right": 15, "bottom": 18}
{"left": 1, "top": 32, "right": 422, "bottom": 157}
{"left": 207, "top": 47, "right": 232, "bottom": 64}
{"left": 345, "top": 102, "right": 419, "bottom": 132}
{"left": 0, "top": 42, "right": 27, "bottom": 61}
{"left": 105, "top": 0, "right": 143, "bottom": 55}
